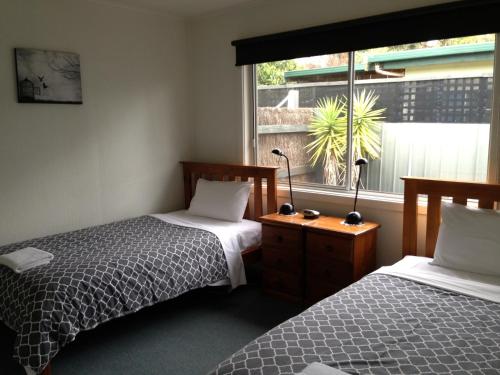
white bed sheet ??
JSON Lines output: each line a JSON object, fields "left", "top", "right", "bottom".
{"left": 151, "top": 210, "right": 261, "bottom": 289}
{"left": 374, "top": 255, "right": 500, "bottom": 303}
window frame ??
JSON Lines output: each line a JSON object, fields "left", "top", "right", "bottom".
{"left": 247, "top": 34, "right": 500, "bottom": 198}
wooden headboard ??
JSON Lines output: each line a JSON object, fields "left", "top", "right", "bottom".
{"left": 180, "top": 161, "right": 279, "bottom": 221}
{"left": 402, "top": 177, "right": 500, "bottom": 258}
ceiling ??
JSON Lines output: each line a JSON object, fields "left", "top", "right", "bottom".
{"left": 102, "top": 0, "right": 257, "bottom": 16}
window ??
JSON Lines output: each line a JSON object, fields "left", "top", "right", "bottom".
{"left": 254, "top": 34, "right": 496, "bottom": 194}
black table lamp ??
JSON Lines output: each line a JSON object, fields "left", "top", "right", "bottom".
{"left": 345, "top": 158, "right": 368, "bottom": 225}
{"left": 271, "top": 148, "right": 296, "bottom": 215}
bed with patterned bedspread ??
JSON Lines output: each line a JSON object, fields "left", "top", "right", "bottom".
{"left": 209, "top": 272, "right": 500, "bottom": 375}
{"left": 0, "top": 215, "right": 228, "bottom": 374}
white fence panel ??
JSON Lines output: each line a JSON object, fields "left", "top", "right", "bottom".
{"left": 366, "top": 122, "right": 490, "bottom": 193}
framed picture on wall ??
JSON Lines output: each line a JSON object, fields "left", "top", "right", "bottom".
{"left": 14, "top": 48, "right": 83, "bottom": 104}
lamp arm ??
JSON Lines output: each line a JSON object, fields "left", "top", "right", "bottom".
{"left": 353, "top": 164, "right": 362, "bottom": 212}
{"left": 283, "top": 154, "right": 294, "bottom": 208}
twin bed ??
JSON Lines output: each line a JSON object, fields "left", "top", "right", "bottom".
{"left": 0, "top": 162, "right": 278, "bottom": 375}
{"left": 210, "top": 177, "right": 500, "bottom": 375}
{"left": 1, "top": 162, "right": 499, "bottom": 375}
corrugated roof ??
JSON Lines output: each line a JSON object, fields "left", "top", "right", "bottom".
{"left": 368, "top": 42, "right": 493, "bottom": 63}
{"left": 284, "top": 42, "right": 494, "bottom": 79}
{"left": 284, "top": 64, "right": 365, "bottom": 78}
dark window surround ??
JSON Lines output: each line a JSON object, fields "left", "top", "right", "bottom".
{"left": 232, "top": 0, "right": 500, "bottom": 66}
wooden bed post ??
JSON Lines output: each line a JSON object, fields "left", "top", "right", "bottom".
{"left": 182, "top": 163, "right": 193, "bottom": 209}
{"left": 266, "top": 169, "right": 278, "bottom": 214}
{"left": 402, "top": 178, "right": 418, "bottom": 257}
{"left": 425, "top": 194, "right": 441, "bottom": 258}
{"left": 254, "top": 177, "right": 263, "bottom": 218}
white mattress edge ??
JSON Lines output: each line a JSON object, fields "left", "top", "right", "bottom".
{"left": 150, "top": 210, "right": 262, "bottom": 289}
{"left": 373, "top": 256, "right": 500, "bottom": 304}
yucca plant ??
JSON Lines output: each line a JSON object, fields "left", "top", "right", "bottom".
{"left": 306, "top": 89, "right": 385, "bottom": 186}
{"left": 350, "top": 89, "right": 385, "bottom": 186}
{"left": 305, "top": 97, "right": 347, "bottom": 185}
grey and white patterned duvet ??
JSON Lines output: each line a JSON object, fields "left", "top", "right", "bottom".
{"left": 0, "top": 215, "right": 228, "bottom": 374}
{"left": 210, "top": 274, "right": 500, "bottom": 374}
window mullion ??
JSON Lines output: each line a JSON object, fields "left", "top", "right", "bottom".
{"left": 252, "top": 65, "right": 258, "bottom": 164}
{"left": 346, "top": 51, "right": 355, "bottom": 191}
{"left": 487, "top": 33, "right": 500, "bottom": 184}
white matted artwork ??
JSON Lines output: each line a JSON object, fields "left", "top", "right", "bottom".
{"left": 15, "top": 48, "right": 82, "bottom": 104}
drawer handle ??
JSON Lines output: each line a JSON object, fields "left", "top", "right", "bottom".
{"left": 325, "top": 245, "right": 333, "bottom": 252}
{"left": 276, "top": 235, "right": 284, "bottom": 242}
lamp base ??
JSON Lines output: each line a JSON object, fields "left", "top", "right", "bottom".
{"left": 279, "top": 203, "right": 296, "bottom": 215}
{"left": 344, "top": 211, "right": 363, "bottom": 225}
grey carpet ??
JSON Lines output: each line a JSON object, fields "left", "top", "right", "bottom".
{"left": 0, "top": 285, "right": 302, "bottom": 375}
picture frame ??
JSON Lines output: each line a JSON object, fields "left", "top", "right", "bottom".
{"left": 14, "top": 48, "right": 83, "bottom": 104}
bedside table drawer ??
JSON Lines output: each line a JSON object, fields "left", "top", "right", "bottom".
{"left": 307, "top": 258, "right": 352, "bottom": 286}
{"left": 306, "top": 232, "right": 352, "bottom": 262}
{"left": 263, "top": 269, "right": 301, "bottom": 297}
{"left": 259, "top": 212, "right": 378, "bottom": 304}
{"left": 262, "top": 225, "right": 301, "bottom": 252}
{"left": 263, "top": 248, "right": 302, "bottom": 273}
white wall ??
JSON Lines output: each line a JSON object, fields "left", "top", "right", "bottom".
{"left": 188, "top": 0, "right": 452, "bottom": 266}
{"left": 0, "top": 0, "right": 191, "bottom": 245}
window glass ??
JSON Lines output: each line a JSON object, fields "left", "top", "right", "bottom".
{"left": 255, "top": 34, "right": 495, "bottom": 194}
{"left": 256, "top": 53, "right": 349, "bottom": 188}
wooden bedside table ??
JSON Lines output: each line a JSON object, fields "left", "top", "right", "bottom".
{"left": 260, "top": 213, "right": 380, "bottom": 305}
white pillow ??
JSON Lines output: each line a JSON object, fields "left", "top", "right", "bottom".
{"left": 188, "top": 179, "right": 251, "bottom": 222}
{"left": 431, "top": 202, "right": 500, "bottom": 276}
